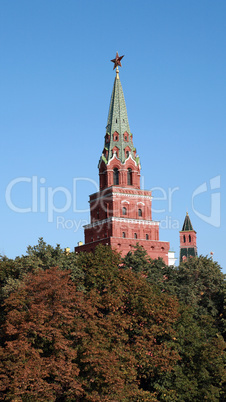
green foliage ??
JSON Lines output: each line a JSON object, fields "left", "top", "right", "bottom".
{"left": 175, "top": 256, "right": 226, "bottom": 334}
{"left": 122, "top": 244, "right": 226, "bottom": 400}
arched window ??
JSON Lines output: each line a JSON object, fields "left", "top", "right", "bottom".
{"left": 113, "top": 168, "right": 119, "bottom": 185}
{"left": 134, "top": 233, "right": 137, "bottom": 239}
{"left": 183, "top": 235, "right": 186, "bottom": 243}
{"left": 138, "top": 208, "right": 142, "bottom": 217}
{"left": 127, "top": 168, "right": 132, "bottom": 185}
{"left": 122, "top": 232, "right": 126, "bottom": 238}
{"left": 189, "top": 234, "right": 191, "bottom": 243}
{"left": 146, "top": 234, "right": 149, "bottom": 240}
{"left": 122, "top": 207, "right": 127, "bottom": 215}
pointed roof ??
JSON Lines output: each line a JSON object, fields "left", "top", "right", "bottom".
{"left": 181, "top": 212, "right": 194, "bottom": 231}
{"left": 106, "top": 71, "right": 131, "bottom": 138}
{"left": 99, "top": 66, "right": 140, "bottom": 166}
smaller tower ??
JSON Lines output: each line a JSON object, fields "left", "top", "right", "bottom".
{"left": 179, "top": 212, "right": 197, "bottom": 263}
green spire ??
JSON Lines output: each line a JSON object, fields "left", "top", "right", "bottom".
{"left": 106, "top": 71, "right": 131, "bottom": 138}
{"left": 100, "top": 68, "right": 139, "bottom": 165}
{"left": 181, "top": 212, "right": 194, "bottom": 231}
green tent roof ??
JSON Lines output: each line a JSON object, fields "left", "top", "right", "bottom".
{"left": 100, "top": 70, "right": 139, "bottom": 165}
{"left": 181, "top": 212, "right": 194, "bottom": 231}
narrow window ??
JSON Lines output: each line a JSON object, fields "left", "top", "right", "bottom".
{"left": 113, "top": 168, "right": 119, "bottom": 185}
{"left": 122, "top": 232, "right": 126, "bottom": 238}
{"left": 122, "top": 207, "right": 127, "bottom": 215}
{"left": 138, "top": 208, "right": 142, "bottom": 217}
{"left": 134, "top": 233, "right": 137, "bottom": 239}
{"left": 146, "top": 234, "right": 149, "bottom": 240}
{"left": 127, "top": 168, "right": 132, "bottom": 185}
{"left": 116, "top": 119, "right": 117, "bottom": 123}
{"left": 125, "top": 136, "right": 127, "bottom": 141}
{"left": 183, "top": 235, "right": 186, "bottom": 243}
{"left": 189, "top": 234, "right": 191, "bottom": 243}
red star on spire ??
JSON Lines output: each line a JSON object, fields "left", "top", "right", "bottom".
{"left": 111, "top": 52, "right": 124, "bottom": 70}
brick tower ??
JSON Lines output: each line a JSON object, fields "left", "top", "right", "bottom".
{"left": 75, "top": 53, "right": 170, "bottom": 263}
{"left": 179, "top": 212, "right": 197, "bottom": 262}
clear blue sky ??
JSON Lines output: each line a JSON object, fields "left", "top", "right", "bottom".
{"left": 0, "top": 0, "right": 225, "bottom": 271}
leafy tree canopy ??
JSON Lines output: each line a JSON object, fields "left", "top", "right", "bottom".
{"left": 0, "top": 241, "right": 225, "bottom": 401}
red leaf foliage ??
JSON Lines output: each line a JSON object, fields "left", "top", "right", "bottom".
{"left": 0, "top": 248, "right": 180, "bottom": 401}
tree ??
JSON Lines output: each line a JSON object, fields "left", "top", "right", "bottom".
{"left": 75, "top": 246, "right": 180, "bottom": 401}
{"left": 0, "top": 238, "right": 84, "bottom": 301}
{"left": 122, "top": 246, "right": 226, "bottom": 400}
{"left": 0, "top": 246, "right": 181, "bottom": 401}
{"left": 0, "top": 267, "right": 84, "bottom": 401}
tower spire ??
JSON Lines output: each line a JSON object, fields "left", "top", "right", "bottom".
{"left": 98, "top": 53, "right": 141, "bottom": 190}
{"left": 99, "top": 53, "right": 140, "bottom": 169}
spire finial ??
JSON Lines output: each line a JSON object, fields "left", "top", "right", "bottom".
{"left": 111, "top": 52, "right": 124, "bottom": 71}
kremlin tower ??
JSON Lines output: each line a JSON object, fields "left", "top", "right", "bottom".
{"left": 75, "top": 53, "right": 170, "bottom": 264}
{"left": 179, "top": 212, "right": 197, "bottom": 262}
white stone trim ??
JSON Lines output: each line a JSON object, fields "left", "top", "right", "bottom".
{"left": 89, "top": 190, "right": 152, "bottom": 204}
{"left": 107, "top": 152, "right": 138, "bottom": 167}
{"left": 114, "top": 192, "right": 152, "bottom": 200}
{"left": 84, "top": 216, "right": 159, "bottom": 229}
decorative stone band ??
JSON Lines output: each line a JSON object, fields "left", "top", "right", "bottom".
{"left": 89, "top": 191, "right": 153, "bottom": 204}
{"left": 84, "top": 216, "right": 159, "bottom": 229}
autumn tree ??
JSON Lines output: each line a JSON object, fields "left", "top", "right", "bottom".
{"left": 0, "top": 238, "right": 84, "bottom": 301}
{"left": 0, "top": 246, "right": 181, "bottom": 401}
{"left": 0, "top": 242, "right": 225, "bottom": 401}
{"left": 75, "top": 246, "right": 180, "bottom": 401}
{"left": 0, "top": 267, "right": 84, "bottom": 401}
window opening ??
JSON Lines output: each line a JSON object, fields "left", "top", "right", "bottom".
{"left": 113, "top": 168, "right": 119, "bottom": 185}
{"left": 138, "top": 208, "right": 142, "bottom": 217}
{"left": 122, "top": 207, "right": 127, "bottom": 215}
{"left": 127, "top": 168, "right": 132, "bottom": 185}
